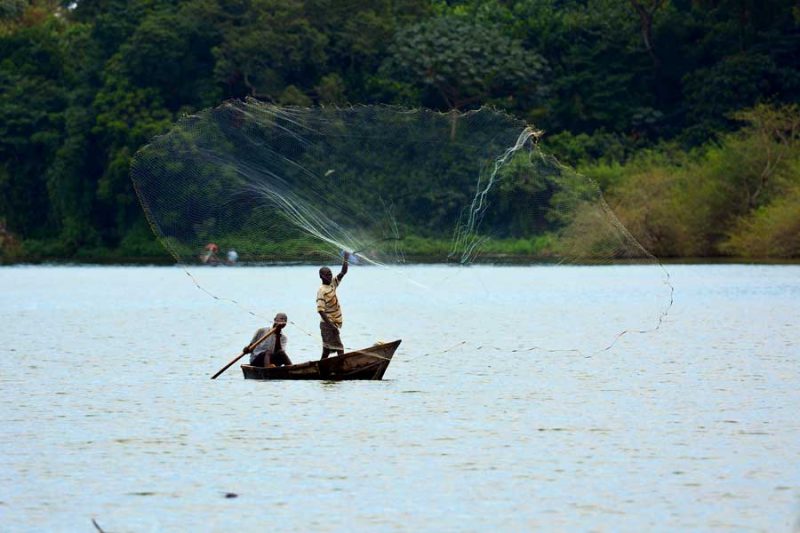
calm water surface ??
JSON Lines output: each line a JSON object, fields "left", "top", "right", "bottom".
{"left": 0, "top": 264, "right": 798, "bottom": 532}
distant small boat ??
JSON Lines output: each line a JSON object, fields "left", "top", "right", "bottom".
{"left": 241, "top": 340, "right": 401, "bottom": 381}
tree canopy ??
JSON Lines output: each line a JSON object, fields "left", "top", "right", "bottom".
{"left": 1, "top": 0, "right": 799, "bottom": 260}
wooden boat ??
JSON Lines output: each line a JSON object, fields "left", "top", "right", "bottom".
{"left": 241, "top": 339, "right": 401, "bottom": 381}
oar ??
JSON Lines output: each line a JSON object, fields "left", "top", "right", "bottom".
{"left": 210, "top": 326, "right": 276, "bottom": 379}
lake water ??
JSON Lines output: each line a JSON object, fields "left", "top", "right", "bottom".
{"left": 1, "top": 264, "right": 798, "bottom": 532}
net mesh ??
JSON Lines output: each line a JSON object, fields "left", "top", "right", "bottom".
{"left": 131, "top": 99, "right": 673, "bottom": 355}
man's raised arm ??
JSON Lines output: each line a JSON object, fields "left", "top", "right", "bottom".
{"left": 337, "top": 251, "right": 349, "bottom": 282}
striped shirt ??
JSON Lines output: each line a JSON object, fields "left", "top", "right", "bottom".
{"left": 316, "top": 276, "right": 343, "bottom": 327}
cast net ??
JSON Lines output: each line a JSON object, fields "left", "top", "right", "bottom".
{"left": 131, "top": 99, "right": 672, "bottom": 356}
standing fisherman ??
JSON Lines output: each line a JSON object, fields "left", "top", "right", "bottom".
{"left": 317, "top": 252, "right": 349, "bottom": 359}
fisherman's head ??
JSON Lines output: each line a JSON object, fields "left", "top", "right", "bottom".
{"left": 319, "top": 266, "right": 332, "bottom": 285}
{"left": 273, "top": 312, "right": 288, "bottom": 329}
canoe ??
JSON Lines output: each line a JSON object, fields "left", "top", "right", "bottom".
{"left": 241, "top": 339, "right": 401, "bottom": 381}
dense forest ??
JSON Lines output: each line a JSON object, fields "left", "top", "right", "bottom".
{"left": 1, "top": 0, "right": 799, "bottom": 262}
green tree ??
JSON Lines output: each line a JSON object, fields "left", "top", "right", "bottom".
{"left": 381, "top": 15, "right": 548, "bottom": 113}
{"left": 305, "top": 0, "right": 430, "bottom": 102}
{"left": 0, "top": 11, "right": 66, "bottom": 239}
{"left": 212, "top": 0, "right": 327, "bottom": 100}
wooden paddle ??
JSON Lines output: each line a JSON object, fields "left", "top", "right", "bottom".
{"left": 210, "top": 326, "right": 277, "bottom": 380}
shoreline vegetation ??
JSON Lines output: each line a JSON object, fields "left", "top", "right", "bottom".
{"left": 3, "top": 102, "right": 799, "bottom": 265}
{"left": 4, "top": 236, "right": 800, "bottom": 266}
{"left": 6, "top": 256, "right": 800, "bottom": 266}
{"left": 5, "top": 103, "right": 800, "bottom": 265}
{"left": 2, "top": 2, "right": 799, "bottom": 264}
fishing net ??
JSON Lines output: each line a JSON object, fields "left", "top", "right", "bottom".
{"left": 132, "top": 99, "right": 673, "bottom": 355}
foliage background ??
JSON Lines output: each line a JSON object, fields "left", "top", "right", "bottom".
{"left": 1, "top": 0, "right": 799, "bottom": 261}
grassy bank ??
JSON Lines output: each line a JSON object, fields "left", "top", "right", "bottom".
{"left": 548, "top": 105, "right": 800, "bottom": 259}
{"left": 4, "top": 234, "right": 800, "bottom": 266}
{"left": 1, "top": 235, "right": 554, "bottom": 265}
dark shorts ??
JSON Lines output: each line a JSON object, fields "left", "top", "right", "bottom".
{"left": 320, "top": 322, "right": 344, "bottom": 352}
{"left": 271, "top": 350, "right": 292, "bottom": 367}
{"left": 250, "top": 352, "right": 266, "bottom": 367}
{"left": 251, "top": 350, "right": 292, "bottom": 367}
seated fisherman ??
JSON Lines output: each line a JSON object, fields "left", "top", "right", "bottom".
{"left": 200, "top": 242, "right": 221, "bottom": 265}
{"left": 245, "top": 313, "right": 292, "bottom": 367}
